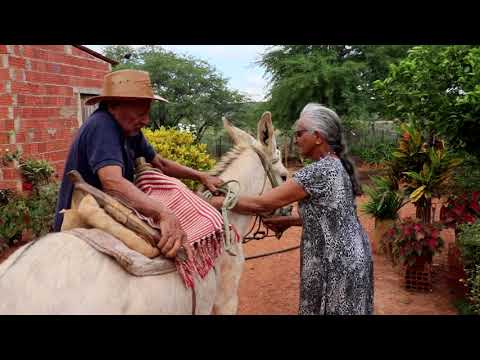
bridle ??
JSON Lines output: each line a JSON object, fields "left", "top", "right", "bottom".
{"left": 243, "top": 145, "right": 292, "bottom": 243}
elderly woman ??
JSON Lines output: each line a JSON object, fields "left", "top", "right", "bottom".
{"left": 211, "top": 103, "right": 374, "bottom": 315}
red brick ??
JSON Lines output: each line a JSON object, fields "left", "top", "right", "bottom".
{"left": 0, "top": 95, "right": 12, "bottom": 106}
{"left": 11, "top": 82, "right": 73, "bottom": 97}
{"left": 0, "top": 132, "right": 8, "bottom": 144}
{"left": 8, "top": 56, "right": 26, "bottom": 68}
{"left": 0, "top": 45, "right": 8, "bottom": 54}
{"left": 45, "top": 96, "right": 72, "bottom": 106}
{"left": 18, "top": 107, "right": 59, "bottom": 119}
{"left": 38, "top": 142, "right": 47, "bottom": 153}
{"left": 23, "top": 46, "right": 49, "bottom": 61}
{"left": 0, "top": 144, "right": 17, "bottom": 154}
{"left": 34, "top": 45, "right": 66, "bottom": 53}
{"left": 0, "top": 119, "right": 14, "bottom": 131}
{"left": 17, "top": 94, "right": 42, "bottom": 106}
{"left": 12, "top": 46, "right": 22, "bottom": 56}
{"left": 44, "top": 150, "right": 68, "bottom": 162}
{"left": 0, "top": 107, "right": 9, "bottom": 118}
{"left": 0, "top": 181, "right": 19, "bottom": 190}
{"left": 45, "top": 84, "right": 73, "bottom": 96}
{"left": 55, "top": 163, "right": 65, "bottom": 176}
{"left": 29, "top": 59, "right": 48, "bottom": 72}
{"left": 11, "top": 81, "right": 42, "bottom": 95}
{"left": 0, "top": 82, "right": 5, "bottom": 93}
{"left": 70, "top": 77, "right": 103, "bottom": 88}
{"left": 0, "top": 69, "right": 10, "bottom": 80}
{"left": 11, "top": 69, "right": 25, "bottom": 81}
{"left": 26, "top": 71, "right": 71, "bottom": 86}
{"left": 22, "top": 143, "right": 38, "bottom": 155}
{"left": 2, "top": 167, "right": 20, "bottom": 180}
{"left": 15, "top": 132, "right": 25, "bottom": 143}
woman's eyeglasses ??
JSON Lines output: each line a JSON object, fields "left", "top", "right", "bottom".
{"left": 294, "top": 129, "right": 313, "bottom": 138}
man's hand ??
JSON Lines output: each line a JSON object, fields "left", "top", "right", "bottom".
{"left": 208, "top": 196, "right": 225, "bottom": 210}
{"left": 199, "top": 173, "right": 224, "bottom": 192}
{"left": 151, "top": 209, "right": 193, "bottom": 262}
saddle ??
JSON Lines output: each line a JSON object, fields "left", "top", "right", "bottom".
{"left": 61, "top": 158, "right": 239, "bottom": 289}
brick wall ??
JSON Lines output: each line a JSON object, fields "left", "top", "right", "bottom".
{"left": 0, "top": 45, "right": 111, "bottom": 190}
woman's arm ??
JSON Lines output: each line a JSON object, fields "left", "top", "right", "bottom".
{"left": 211, "top": 179, "right": 308, "bottom": 215}
{"left": 262, "top": 215, "right": 303, "bottom": 234}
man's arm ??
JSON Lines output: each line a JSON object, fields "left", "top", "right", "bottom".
{"left": 150, "top": 154, "right": 223, "bottom": 192}
{"left": 97, "top": 165, "right": 193, "bottom": 260}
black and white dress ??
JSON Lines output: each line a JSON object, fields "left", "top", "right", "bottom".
{"left": 293, "top": 156, "right": 374, "bottom": 315}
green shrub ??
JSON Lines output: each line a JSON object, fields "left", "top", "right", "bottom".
{"left": 457, "top": 221, "right": 480, "bottom": 269}
{"left": 457, "top": 220, "right": 480, "bottom": 314}
{"left": 362, "top": 176, "right": 404, "bottom": 220}
{"left": 27, "top": 183, "right": 59, "bottom": 238}
{"left": 451, "top": 154, "right": 480, "bottom": 195}
{"left": 143, "top": 127, "right": 216, "bottom": 190}
{"left": 468, "top": 266, "right": 480, "bottom": 315}
{"left": 19, "top": 158, "right": 55, "bottom": 186}
{"left": 349, "top": 141, "right": 396, "bottom": 165}
{"left": 0, "top": 193, "right": 29, "bottom": 246}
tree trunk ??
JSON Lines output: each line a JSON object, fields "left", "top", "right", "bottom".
{"left": 196, "top": 122, "right": 209, "bottom": 143}
{"left": 417, "top": 198, "right": 432, "bottom": 224}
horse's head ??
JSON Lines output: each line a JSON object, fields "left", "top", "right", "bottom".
{"left": 223, "top": 112, "right": 289, "bottom": 186}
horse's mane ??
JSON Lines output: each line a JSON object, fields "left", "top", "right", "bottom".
{"left": 208, "top": 144, "right": 249, "bottom": 177}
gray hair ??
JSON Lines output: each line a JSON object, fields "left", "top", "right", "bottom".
{"left": 299, "top": 103, "right": 362, "bottom": 196}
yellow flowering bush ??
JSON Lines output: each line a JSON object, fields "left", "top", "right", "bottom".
{"left": 143, "top": 127, "right": 216, "bottom": 190}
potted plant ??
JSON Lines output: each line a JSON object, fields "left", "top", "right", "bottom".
{"left": 362, "top": 175, "right": 405, "bottom": 255}
{"left": 388, "top": 122, "right": 462, "bottom": 224}
{"left": 386, "top": 217, "right": 444, "bottom": 269}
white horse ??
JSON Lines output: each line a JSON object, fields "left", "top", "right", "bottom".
{"left": 0, "top": 112, "right": 288, "bottom": 315}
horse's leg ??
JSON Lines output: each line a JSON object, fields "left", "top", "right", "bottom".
{"left": 212, "top": 243, "right": 245, "bottom": 315}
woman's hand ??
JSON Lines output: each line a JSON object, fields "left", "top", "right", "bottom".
{"left": 262, "top": 216, "right": 294, "bottom": 234}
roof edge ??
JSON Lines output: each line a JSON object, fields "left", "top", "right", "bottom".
{"left": 72, "top": 45, "right": 119, "bottom": 66}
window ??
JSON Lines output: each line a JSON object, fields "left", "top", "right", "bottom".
{"left": 80, "top": 93, "right": 99, "bottom": 123}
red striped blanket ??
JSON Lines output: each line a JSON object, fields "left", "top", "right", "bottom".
{"left": 134, "top": 169, "right": 239, "bottom": 288}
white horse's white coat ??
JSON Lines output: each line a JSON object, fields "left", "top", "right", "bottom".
{"left": 0, "top": 112, "right": 288, "bottom": 315}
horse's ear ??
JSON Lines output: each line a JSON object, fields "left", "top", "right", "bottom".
{"left": 223, "top": 117, "right": 255, "bottom": 146}
{"left": 257, "top": 111, "right": 275, "bottom": 150}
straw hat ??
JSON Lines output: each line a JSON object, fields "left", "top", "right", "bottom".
{"left": 85, "top": 69, "right": 169, "bottom": 105}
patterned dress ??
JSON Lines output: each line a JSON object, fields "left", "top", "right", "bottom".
{"left": 293, "top": 156, "right": 374, "bottom": 315}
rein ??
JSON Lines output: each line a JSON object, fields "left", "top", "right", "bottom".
{"left": 243, "top": 145, "right": 292, "bottom": 242}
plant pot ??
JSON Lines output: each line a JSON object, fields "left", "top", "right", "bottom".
{"left": 405, "top": 254, "right": 434, "bottom": 292}
{"left": 372, "top": 218, "right": 395, "bottom": 255}
{"left": 410, "top": 254, "right": 433, "bottom": 270}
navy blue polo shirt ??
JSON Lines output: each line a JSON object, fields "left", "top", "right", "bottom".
{"left": 53, "top": 108, "right": 156, "bottom": 232}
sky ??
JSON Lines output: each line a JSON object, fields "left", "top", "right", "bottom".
{"left": 85, "top": 45, "right": 272, "bottom": 102}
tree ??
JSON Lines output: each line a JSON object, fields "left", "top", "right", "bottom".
{"left": 259, "top": 45, "right": 411, "bottom": 130}
{"left": 102, "top": 45, "right": 247, "bottom": 141}
{"left": 374, "top": 45, "right": 480, "bottom": 157}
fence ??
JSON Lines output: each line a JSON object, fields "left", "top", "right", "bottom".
{"left": 203, "top": 121, "right": 399, "bottom": 163}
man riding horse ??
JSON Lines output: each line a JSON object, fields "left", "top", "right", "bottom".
{"left": 54, "top": 69, "right": 224, "bottom": 262}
